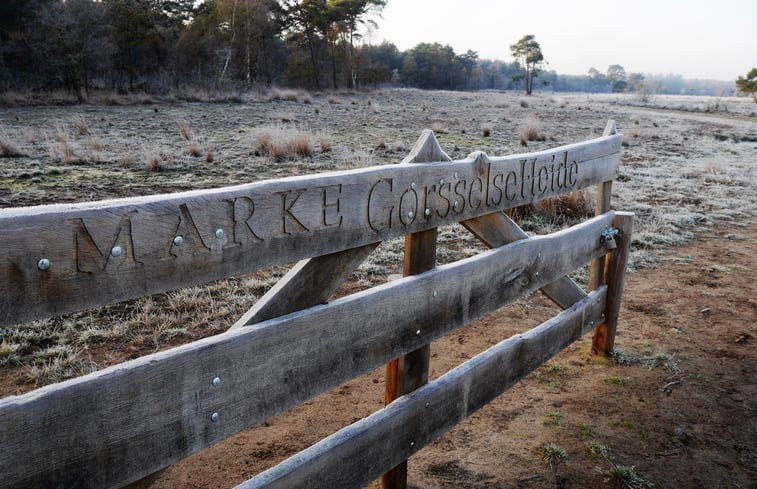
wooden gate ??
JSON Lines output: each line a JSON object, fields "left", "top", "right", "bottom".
{"left": 0, "top": 121, "right": 632, "bottom": 489}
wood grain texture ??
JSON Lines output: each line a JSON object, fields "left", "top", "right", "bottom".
{"left": 237, "top": 287, "right": 608, "bottom": 489}
{"left": 461, "top": 211, "right": 586, "bottom": 309}
{"left": 0, "top": 213, "right": 614, "bottom": 489}
{"left": 0, "top": 133, "right": 621, "bottom": 327}
{"left": 383, "top": 130, "right": 449, "bottom": 489}
{"left": 592, "top": 212, "right": 633, "bottom": 355}
{"left": 231, "top": 243, "right": 379, "bottom": 328}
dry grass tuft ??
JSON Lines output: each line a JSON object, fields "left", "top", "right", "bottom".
{"left": 179, "top": 125, "right": 191, "bottom": 141}
{"left": 520, "top": 124, "right": 546, "bottom": 146}
{"left": 74, "top": 118, "right": 89, "bottom": 136}
{"left": 319, "top": 135, "right": 332, "bottom": 153}
{"left": 375, "top": 137, "right": 387, "bottom": 150}
{"left": 482, "top": 126, "right": 491, "bottom": 138}
{"left": 520, "top": 100, "right": 529, "bottom": 108}
{"left": 120, "top": 155, "right": 135, "bottom": 168}
{"left": 0, "top": 130, "right": 25, "bottom": 157}
{"left": 256, "top": 126, "right": 313, "bottom": 160}
{"left": 270, "top": 88, "right": 299, "bottom": 103}
{"left": 205, "top": 150, "right": 214, "bottom": 163}
{"left": 188, "top": 142, "right": 202, "bottom": 157}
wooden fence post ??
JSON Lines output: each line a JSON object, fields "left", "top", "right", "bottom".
{"left": 588, "top": 120, "right": 617, "bottom": 292}
{"left": 382, "top": 130, "right": 450, "bottom": 489}
{"left": 591, "top": 211, "right": 634, "bottom": 355}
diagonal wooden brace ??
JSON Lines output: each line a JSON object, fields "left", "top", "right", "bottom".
{"left": 462, "top": 211, "right": 587, "bottom": 310}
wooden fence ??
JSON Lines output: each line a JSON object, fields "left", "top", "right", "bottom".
{"left": 0, "top": 121, "right": 632, "bottom": 489}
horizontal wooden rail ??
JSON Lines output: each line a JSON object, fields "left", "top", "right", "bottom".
{"left": 239, "top": 287, "right": 608, "bottom": 489}
{"left": 0, "top": 133, "right": 621, "bottom": 327}
{"left": 0, "top": 213, "right": 615, "bottom": 489}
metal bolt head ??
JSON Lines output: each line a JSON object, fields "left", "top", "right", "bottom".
{"left": 432, "top": 290, "right": 438, "bottom": 298}
{"left": 454, "top": 172, "right": 459, "bottom": 179}
{"left": 211, "top": 412, "right": 219, "bottom": 422}
{"left": 212, "top": 377, "right": 221, "bottom": 387}
{"left": 410, "top": 441, "right": 415, "bottom": 447}
{"left": 37, "top": 258, "right": 51, "bottom": 271}
{"left": 453, "top": 200, "right": 459, "bottom": 209}
{"left": 408, "top": 211, "right": 414, "bottom": 220}
{"left": 416, "top": 329, "right": 421, "bottom": 335}
{"left": 215, "top": 229, "right": 224, "bottom": 239}
{"left": 173, "top": 235, "right": 184, "bottom": 246}
{"left": 111, "top": 246, "right": 123, "bottom": 257}
{"left": 424, "top": 208, "right": 431, "bottom": 216}
{"left": 410, "top": 182, "right": 416, "bottom": 190}
{"left": 439, "top": 178, "right": 445, "bottom": 186}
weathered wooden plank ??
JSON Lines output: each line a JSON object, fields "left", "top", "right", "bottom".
{"left": 238, "top": 287, "right": 608, "bottom": 489}
{"left": 0, "top": 133, "right": 621, "bottom": 327}
{"left": 383, "top": 130, "right": 449, "bottom": 489}
{"left": 592, "top": 211, "right": 633, "bottom": 355}
{"left": 461, "top": 209, "right": 586, "bottom": 309}
{"left": 0, "top": 213, "right": 614, "bottom": 489}
{"left": 231, "top": 243, "right": 379, "bottom": 328}
{"left": 589, "top": 121, "right": 618, "bottom": 291}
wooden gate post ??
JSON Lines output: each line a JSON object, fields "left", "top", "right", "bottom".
{"left": 382, "top": 130, "right": 450, "bottom": 489}
{"left": 588, "top": 120, "right": 617, "bottom": 291}
{"left": 591, "top": 211, "right": 634, "bottom": 355}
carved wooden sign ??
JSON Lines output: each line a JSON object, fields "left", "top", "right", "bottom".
{"left": 0, "top": 134, "right": 621, "bottom": 326}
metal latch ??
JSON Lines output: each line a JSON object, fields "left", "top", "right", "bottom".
{"left": 600, "top": 227, "right": 619, "bottom": 250}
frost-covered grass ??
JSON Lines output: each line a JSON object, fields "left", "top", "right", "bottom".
{"left": 1, "top": 89, "right": 755, "bottom": 387}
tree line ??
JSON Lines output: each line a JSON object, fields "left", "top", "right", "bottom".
{"left": 0, "top": 0, "right": 737, "bottom": 98}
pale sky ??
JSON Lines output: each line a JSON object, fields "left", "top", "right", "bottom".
{"left": 364, "top": 0, "right": 757, "bottom": 81}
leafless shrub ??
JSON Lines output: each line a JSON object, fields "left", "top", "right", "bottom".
{"left": 205, "top": 150, "right": 214, "bottom": 163}
{"left": 328, "top": 96, "right": 338, "bottom": 104}
{"left": 520, "top": 100, "right": 529, "bottom": 108}
{"left": 375, "top": 137, "right": 387, "bottom": 150}
{"left": 302, "top": 93, "right": 313, "bottom": 104}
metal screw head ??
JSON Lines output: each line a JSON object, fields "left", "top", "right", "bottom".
{"left": 37, "top": 258, "right": 51, "bottom": 271}
{"left": 408, "top": 211, "right": 414, "bottom": 220}
{"left": 410, "top": 182, "right": 416, "bottom": 189}
{"left": 410, "top": 441, "right": 415, "bottom": 447}
{"left": 173, "top": 235, "right": 184, "bottom": 246}
{"left": 432, "top": 290, "right": 438, "bottom": 298}
{"left": 416, "top": 329, "right": 421, "bottom": 335}
{"left": 211, "top": 412, "right": 219, "bottom": 422}
{"left": 212, "top": 377, "right": 221, "bottom": 387}
{"left": 425, "top": 402, "right": 430, "bottom": 408}
{"left": 424, "top": 208, "right": 431, "bottom": 216}
{"left": 454, "top": 172, "right": 459, "bottom": 179}
{"left": 453, "top": 200, "right": 459, "bottom": 209}
{"left": 111, "top": 246, "right": 123, "bottom": 257}
{"left": 215, "top": 229, "right": 224, "bottom": 239}
{"left": 439, "top": 178, "right": 445, "bottom": 186}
